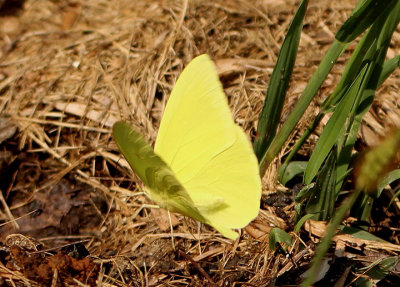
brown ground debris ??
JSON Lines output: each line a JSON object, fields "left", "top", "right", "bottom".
{"left": 0, "top": 0, "right": 399, "bottom": 286}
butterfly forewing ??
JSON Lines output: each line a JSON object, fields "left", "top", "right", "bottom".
{"left": 154, "top": 55, "right": 261, "bottom": 236}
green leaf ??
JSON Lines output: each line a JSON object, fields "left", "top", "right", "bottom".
{"left": 269, "top": 227, "right": 293, "bottom": 251}
{"left": 254, "top": 0, "right": 308, "bottom": 160}
{"left": 278, "top": 161, "right": 307, "bottom": 186}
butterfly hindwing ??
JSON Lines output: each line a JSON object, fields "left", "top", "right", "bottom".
{"left": 112, "top": 122, "right": 206, "bottom": 223}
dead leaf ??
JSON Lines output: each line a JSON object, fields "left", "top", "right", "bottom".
{"left": 7, "top": 245, "right": 99, "bottom": 286}
{"left": 54, "top": 102, "right": 118, "bottom": 127}
{"left": 5, "top": 234, "right": 40, "bottom": 251}
{"left": 62, "top": 5, "right": 81, "bottom": 30}
{"left": 246, "top": 208, "right": 287, "bottom": 241}
{"left": 0, "top": 16, "right": 21, "bottom": 35}
{"left": 304, "top": 219, "right": 400, "bottom": 252}
{"left": 12, "top": 180, "right": 104, "bottom": 238}
{"left": 215, "top": 58, "right": 273, "bottom": 78}
{"left": 0, "top": 116, "right": 17, "bottom": 144}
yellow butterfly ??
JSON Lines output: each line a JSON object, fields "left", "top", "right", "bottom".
{"left": 113, "top": 54, "right": 261, "bottom": 239}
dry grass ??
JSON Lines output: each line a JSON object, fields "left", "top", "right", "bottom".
{"left": 0, "top": 0, "right": 399, "bottom": 285}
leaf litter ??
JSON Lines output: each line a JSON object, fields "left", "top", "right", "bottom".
{"left": 0, "top": 0, "right": 399, "bottom": 285}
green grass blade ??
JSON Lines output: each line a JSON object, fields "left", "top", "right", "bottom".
{"left": 375, "top": 1, "right": 400, "bottom": 48}
{"left": 378, "top": 55, "right": 400, "bottom": 87}
{"left": 294, "top": 183, "right": 316, "bottom": 203}
{"left": 340, "top": 226, "right": 387, "bottom": 242}
{"left": 356, "top": 194, "right": 374, "bottom": 224}
{"left": 294, "top": 214, "right": 315, "bottom": 232}
{"left": 301, "top": 189, "right": 362, "bottom": 286}
{"left": 304, "top": 64, "right": 369, "bottom": 184}
{"left": 300, "top": 3, "right": 400, "bottom": 285}
{"left": 335, "top": 83, "right": 376, "bottom": 193}
{"left": 326, "top": 26, "right": 380, "bottom": 108}
{"left": 254, "top": 0, "right": 308, "bottom": 160}
{"left": 336, "top": 2, "right": 400, "bottom": 192}
{"left": 335, "top": 0, "right": 396, "bottom": 43}
{"left": 259, "top": 0, "right": 400, "bottom": 178}
{"left": 283, "top": 8, "right": 395, "bottom": 168}
{"left": 259, "top": 40, "right": 347, "bottom": 176}
{"left": 303, "top": 132, "right": 400, "bottom": 285}
{"left": 352, "top": 129, "right": 400, "bottom": 225}
{"left": 378, "top": 169, "right": 400, "bottom": 197}
{"left": 355, "top": 257, "right": 399, "bottom": 285}
{"left": 281, "top": 113, "right": 324, "bottom": 168}
{"left": 305, "top": 151, "right": 337, "bottom": 220}
{"left": 342, "top": 225, "right": 391, "bottom": 250}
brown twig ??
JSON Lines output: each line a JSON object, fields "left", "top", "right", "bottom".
{"left": 178, "top": 250, "right": 218, "bottom": 287}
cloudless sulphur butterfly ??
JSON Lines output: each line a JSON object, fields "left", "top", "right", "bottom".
{"left": 113, "top": 54, "right": 261, "bottom": 239}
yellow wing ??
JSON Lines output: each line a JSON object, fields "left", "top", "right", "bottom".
{"left": 155, "top": 54, "right": 261, "bottom": 238}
